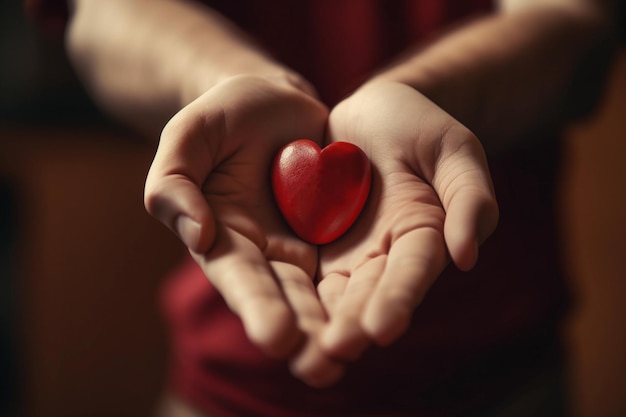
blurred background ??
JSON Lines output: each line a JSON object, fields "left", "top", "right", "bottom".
{"left": 0, "top": 2, "right": 185, "bottom": 416}
{"left": 0, "top": 1, "right": 625, "bottom": 417}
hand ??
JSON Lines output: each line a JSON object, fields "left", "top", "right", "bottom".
{"left": 308, "top": 81, "right": 498, "bottom": 383}
{"left": 144, "top": 76, "right": 341, "bottom": 379}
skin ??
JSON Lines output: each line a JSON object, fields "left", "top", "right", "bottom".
{"left": 145, "top": 76, "right": 331, "bottom": 362}
{"left": 66, "top": 0, "right": 618, "bottom": 390}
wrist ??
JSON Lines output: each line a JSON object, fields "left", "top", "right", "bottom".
{"left": 364, "top": 3, "right": 619, "bottom": 152}
{"left": 179, "top": 52, "right": 317, "bottom": 107}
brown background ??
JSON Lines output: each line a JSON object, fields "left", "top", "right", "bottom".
{"left": 560, "top": 50, "right": 626, "bottom": 417}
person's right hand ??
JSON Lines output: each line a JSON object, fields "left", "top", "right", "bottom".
{"left": 144, "top": 77, "right": 341, "bottom": 380}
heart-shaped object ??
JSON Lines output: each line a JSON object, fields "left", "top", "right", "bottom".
{"left": 271, "top": 139, "right": 371, "bottom": 244}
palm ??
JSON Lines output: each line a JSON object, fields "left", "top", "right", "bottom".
{"left": 197, "top": 118, "right": 320, "bottom": 355}
{"left": 319, "top": 166, "right": 447, "bottom": 351}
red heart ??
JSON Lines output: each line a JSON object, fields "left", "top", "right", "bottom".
{"left": 271, "top": 139, "right": 371, "bottom": 244}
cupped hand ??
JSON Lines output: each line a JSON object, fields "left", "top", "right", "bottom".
{"left": 144, "top": 76, "right": 342, "bottom": 381}
{"left": 309, "top": 81, "right": 498, "bottom": 382}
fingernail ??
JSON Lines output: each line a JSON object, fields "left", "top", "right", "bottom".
{"left": 175, "top": 215, "right": 201, "bottom": 251}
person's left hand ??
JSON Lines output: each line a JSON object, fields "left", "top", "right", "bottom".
{"left": 289, "top": 81, "right": 499, "bottom": 386}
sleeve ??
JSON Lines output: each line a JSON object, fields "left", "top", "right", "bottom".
{"left": 24, "top": 0, "right": 70, "bottom": 38}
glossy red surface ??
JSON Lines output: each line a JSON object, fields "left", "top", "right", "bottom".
{"left": 271, "top": 139, "right": 371, "bottom": 244}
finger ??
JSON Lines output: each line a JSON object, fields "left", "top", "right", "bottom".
{"left": 432, "top": 132, "right": 499, "bottom": 271}
{"left": 289, "top": 337, "right": 346, "bottom": 388}
{"left": 318, "top": 257, "right": 386, "bottom": 361}
{"left": 282, "top": 267, "right": 348, "bottom": 388}
{"left": 194, "top": 226, "right": 301, "bottom": 359}
{"left": 362, "top": 227, "right": 446, "bottom": 346}
{"left": 270, "top": 261, "right": 346, "bottom": 387}
{"left": 270, "top": 260, "right": 326, "bottom": 336}
{"left": 316, "top": 271, "right": 349, "bottom": 314}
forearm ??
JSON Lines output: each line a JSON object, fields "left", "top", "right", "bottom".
{"left": 371, "top": 1, "right": 619, "bottom": 154}
{"left": 66, "top": 0, "right": 304, "bottom": 136}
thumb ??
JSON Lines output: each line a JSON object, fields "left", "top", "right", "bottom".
{"left": 144, "top": 173, "right": 216, "bottom": 253}
{"left": 144, "top": 108, "right": 222, "bottom": 254}
{"left": 443, "top": 187, "right": 498, "bottom": 270}
{"left": 433, "top": 131, "right": 499, "bottom": 271}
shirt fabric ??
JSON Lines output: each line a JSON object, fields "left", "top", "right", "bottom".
{"left": 27, "top": 1, "right": 569, "bottom": 416}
